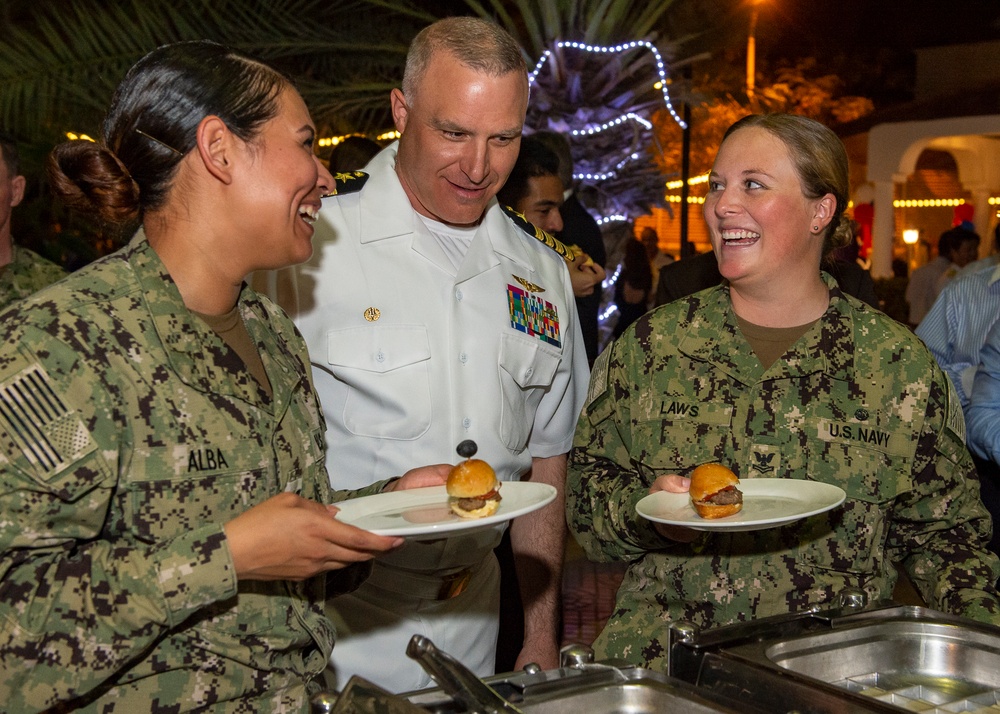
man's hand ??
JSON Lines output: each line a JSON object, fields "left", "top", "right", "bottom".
{"left": 567, "top": 252, "right": 605, "bottom": 297}
{"left": 650, "top": 474, "right": 701, "bottom": 542}
{"left": 382, "top": 464, "right": 450, "bottom": 492}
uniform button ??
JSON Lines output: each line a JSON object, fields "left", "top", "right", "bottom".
{"left": 459, "top": 352, "right": 468, "bottom": 363}
{"left": 524, "top": 367, "right": 533, "bottom": 379}
{"left": 855, "top": 408, "right": 869, "bottom": 420}
{"left": 375, "top": 350, "right": 385, "bottom": 363}
{"left": 456, "top": 289, "right": 464, "bottom": 301}
{"left": 463, "top": 418, "right": 472, "bottom": 429}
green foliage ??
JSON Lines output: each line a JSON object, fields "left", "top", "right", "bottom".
{"left": 0, "top": 0, "right": 422, "bottom": 145}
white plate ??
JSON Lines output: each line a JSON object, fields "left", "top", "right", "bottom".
{"left": 636, "top": 478, "right": 847, "bottom": 532}
{"left": 333, "top": 482, "right": 557, "bottom": 539}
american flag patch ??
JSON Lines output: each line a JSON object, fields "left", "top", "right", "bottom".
{"left": 508, "top": 284, "right": 561, "bottom": 347}
{"left": 0, "top": 364, "right": 94, "bottom": 475}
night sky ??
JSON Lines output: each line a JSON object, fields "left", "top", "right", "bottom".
{"left": 676, "top": 0, "right": 1000, "bottom": 106}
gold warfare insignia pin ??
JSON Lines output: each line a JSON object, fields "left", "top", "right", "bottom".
{"left": 512, "top": 275, "right": 544, "bottom": 293}
{"left": 364, "top": 307, "right": 381, "bottom": 322}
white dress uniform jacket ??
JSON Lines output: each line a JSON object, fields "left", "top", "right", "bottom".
{"left": 269, "top": 143, "right": 588, "bottom": 692}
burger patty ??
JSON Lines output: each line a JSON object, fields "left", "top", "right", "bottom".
{"left": 705, "top": 485, "right": 743, "bottom": 505}
{"left": 455, "top": 488, "right": 501, "bottom": 512}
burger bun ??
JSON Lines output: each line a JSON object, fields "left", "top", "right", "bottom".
{"left": 447, "top": 458, "right": 501, "bottom": 519}
{"left": 447, "top": 459, "right": 497, "bottom": 498}
{"left": 689, "top": 463, "right": 743, "bottom": 519}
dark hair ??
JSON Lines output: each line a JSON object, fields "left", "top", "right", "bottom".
{"left": 530, "top": 130, "right": 574, "bottom": 187}
{"left": 620, "top": 237, "right": 653, "bottom": 292}
{"left": 48, "top": 41, "right": 292, "bottom": 224}
{"left": 0, "top": 132, "right": 20, "bottom": 177}
{"left": 938, "top": 226, "right": 980, "bottom": 258}
{"left": 328, "top": 135, "right": 381, "bottom": 174}
{"left": 497, "top": 136, "right": 561, "bottom": 209}
{"left": 722, "top": 114, "right": 850, "bottom": 254}
{"left": 403, "top": 17, "right": 526, "bottom": 103}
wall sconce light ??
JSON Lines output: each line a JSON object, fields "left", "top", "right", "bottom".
{"left": 903, "top": 229, "right": 919, "bottom": 245}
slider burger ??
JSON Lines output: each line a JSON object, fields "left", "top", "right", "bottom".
{"left": 689, "top": 462, "right": 743, "bottom": 519}
{"left": 448, "top": 440, "right": 502, "bottom": 519}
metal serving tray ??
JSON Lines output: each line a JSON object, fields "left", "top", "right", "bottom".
{"left": 403, "top": 663, "right": 740, "bottom": 713}
{"left": 671, "top": 605, "right": 1000, "bottom": 713}
{"left": 765, "top": 619, "right": 1000, "bottom": 712}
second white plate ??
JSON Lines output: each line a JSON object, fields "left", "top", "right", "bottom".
{"left": 636, "top": 478, "right": 847, "bottom": 532}
{"left": 333, "top": 482, "right": 557, "bottom": 539}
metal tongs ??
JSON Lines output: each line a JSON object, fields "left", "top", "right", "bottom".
{"left": 406, "top": 635, "right": 525, "bottom": 713}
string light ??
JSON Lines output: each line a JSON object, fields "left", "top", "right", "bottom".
{"left": 572, "top": 152, "right": 643, "bottom": 182}
{"left": 666, "top": 195, "right": 706, "bottom": 204}
{"left": 529, "top": 40, "right": 686, "bottom": 129}
{"left": 65, "top": 132, "right": 95, "bottom": 142}
{"left": 665, "top": 173, "right": 709, "bottom": 190}
{"left": 893, "top": 198, "right": 967, "bottom": 208}
{"left": 596, "top": 214, "right": 629, "bottom": 225}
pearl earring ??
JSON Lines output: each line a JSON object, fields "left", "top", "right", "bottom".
{"left": 812, "top": 225, "right": 819, "bottom": 231}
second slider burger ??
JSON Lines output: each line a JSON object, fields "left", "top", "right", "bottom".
{"left": 447, "top": 440, "right": 502, "bottom": 519}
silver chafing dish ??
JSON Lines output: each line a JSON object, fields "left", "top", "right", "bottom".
{"left": 313, "top": 636, "right": 741, "bottom": 713}
{"left": 314, "top": 598, "right": 1000, "bottom": 713}
{"left": 667, "top": 596, "right": 1000, "bottom": 713}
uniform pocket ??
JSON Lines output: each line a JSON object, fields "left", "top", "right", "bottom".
{"left": 326, "top": 324, "right": 432, "bottom": 440}
{"left": 498, "top": 333, "right": 561, "bottom": 451}
{"left": 633, "top": 398, "right": 735, "bottom": 474}
{"left": 796, "top": 419, "right": 910, "bottom": 576}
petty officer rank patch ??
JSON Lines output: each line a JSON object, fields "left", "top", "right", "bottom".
{"left": 749, "top": 444, "right": 781, "bottom": 477}
{"left": 508, "top": 281, "right": 561, "bottom": 347}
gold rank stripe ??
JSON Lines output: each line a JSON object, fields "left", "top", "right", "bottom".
{"left": 500, "top": 204, "right": 575, "bottom": 261}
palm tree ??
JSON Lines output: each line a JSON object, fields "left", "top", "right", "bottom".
{"left": 457, "top": 0, "right": 684, "bottom": 222}
{"left": 0, "top": 0, "right": 425, "bottom": 146}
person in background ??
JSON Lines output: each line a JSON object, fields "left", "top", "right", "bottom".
{"left": 639, "top": 226, "right": 672, "bottom": 309}
{"left": 969, "top": 318, "right": 1000, "bottom": 463}
{"left": 0, "top": 132, "right": 66, "bottom": 309}
{"left": 936, "top": 225, "right": 981, "bottom": 296}
{"left": 968, "top": 317, "right": 1000, "bottom": 555}
{"left": 612, "top": 234, "right": 653, "bottom": 338}
{"left": 958, "top": 223, "right": 1000, "bottom": 278}
{"left": 654, "top": 248, "right": 723, "bottom": 306}
{"left": 654, "top": 243, "right": 879, "bottom": 310}
{"left": 906, "top": 227, "right": 976, "bottom": 329}
{"left": 261, "top": 18, "right": 588, "bottom": 692}
{"left": 533, "top": 130, "right": 606, "bottom": 364}
{"left": 906, "top": 230, "right": 955, "bottom": 328}
{"left": 496, "top": 136, "right": 566, "bottom": 236}
{"left": 567, "top": 113, "right": 1000, "bottom": 672}
{"left": 492, "top": 133, "right": 574, "bottom": 672}
{"left": 916, "top": 258, "right": 1000, "bottom": 555}
{"left": 0, "top": 41, "right": 444, "bottom": 712}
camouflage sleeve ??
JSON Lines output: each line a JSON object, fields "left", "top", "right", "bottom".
{"left": 886, "top": 366, "right": 1000, "bottom": 624}
{"left": 566, "top": 341, "right": 679, "bottom": 562}
{"left": 0, "top": 337, "right": 238, "bottom": 703}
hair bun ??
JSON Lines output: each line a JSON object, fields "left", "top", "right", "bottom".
{"left": 48, "top": 140, "right": 141, "bottom": 225}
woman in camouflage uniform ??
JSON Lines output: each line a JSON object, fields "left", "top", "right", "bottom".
{"left": 0, "top": 42, "right": 445, "bottom": 712}
{"left": 567, "top": 113, "right": 1000, "bottom": 671}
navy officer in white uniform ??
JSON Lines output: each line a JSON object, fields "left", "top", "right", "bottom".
{"left": 260, "top": 17, "right": 588, "bottom": 692}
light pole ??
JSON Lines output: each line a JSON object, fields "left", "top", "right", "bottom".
{"left": 746, "top": 0, "right": 765, "bottom": 110}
